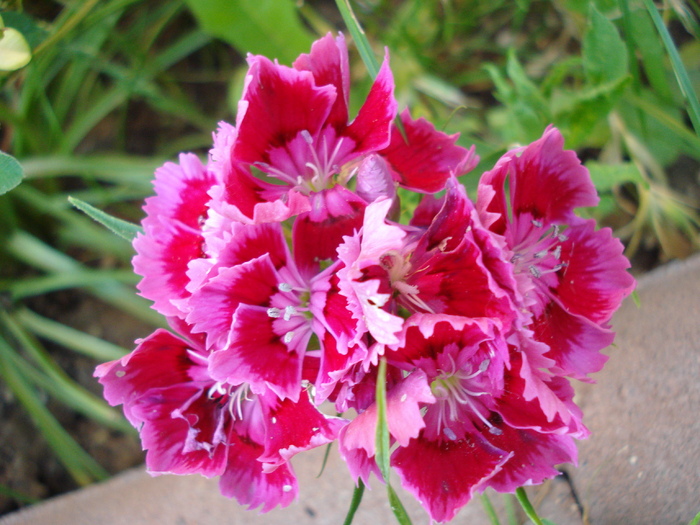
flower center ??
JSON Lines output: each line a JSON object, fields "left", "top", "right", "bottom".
{"left": 266, "top": 280, "right": 314, "bottom": 348}
{"left": 429, "top": 355, "right": 501, "bottom": 440}
{"left": 255, "top": 129, "right": 355, "bottom": 195}
{"left": 207, "top": 382, "right": 252, "bottom": 420}
{"left": 511, "top": 218, "right": 568, "bottom": 286}
{"left": 380, "top": 251, "right": 435, "bottom": 315}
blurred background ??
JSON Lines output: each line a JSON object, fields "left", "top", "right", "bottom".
{"left": 0, "top": 0, "right": 698, "bottom": 515}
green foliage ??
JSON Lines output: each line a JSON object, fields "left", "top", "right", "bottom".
{"left": 0, "top": 151, "right": 23, "bottom": 195}
{"left": 184, "top": 0, "right": 314, "bottom": 63}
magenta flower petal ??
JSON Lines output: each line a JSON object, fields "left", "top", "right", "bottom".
{"left": 392, "top": 434, "right": 510, "bottom": 523}
{"left": 480, "top": 126, "right": 599, "bottom": 228}
{"left": 482, "top": 427, "right": 578, "bottom": 493}
{"left": 554, "top": 220, "right": 636, "bottom": 324}
{"left": 533, "top": 302, "right": 615, "bottom": 380}
{"left": 292, "top": 188, "right": 365, "bottom": 276}
{"left": 95, "top": 329, "right": 227, "bottom": 478}
{"left": 186, "top": 254, "right": 280, "bottom": 349}
{"left": 345, "top": 50, "right": 397, "bottom": 154}
{"left": 380, "top": 109, "right": 478, "bottom": 194}
{"left": 233, "top": 56, "right": 336, "bottom": 167}
{"left": 133, "top": 154, "right": 217, "bottom": 317}
{"left": 219, "top": 432, "right": 298, "bottom": 512}
{"left": 495, "top": 351, "right": 586, "bottom": 436}
{"left": 293, "top": 32, "right": 350, "bottom": 131}
{"left": 257, "top": 393, "right": 346, "bottom": 469}
{"left": 209, "top": 304, "right": 305, "bottom": 401}
{"left": 339, "top": 369, "right": 434, "bottom": 471}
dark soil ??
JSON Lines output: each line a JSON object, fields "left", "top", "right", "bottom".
{"left": 0, "top": 292, "right": 151, "bottom": 515}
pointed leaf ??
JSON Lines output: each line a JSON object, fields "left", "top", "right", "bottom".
{"left": 583, "top": 5, "right": 628, "bottom": 85}
{"left": 68, "top": 196, "right": 142, "bottom": 242}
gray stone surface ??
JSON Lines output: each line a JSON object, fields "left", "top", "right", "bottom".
{"left": 569, "top": 256, "right": 700, "bottom": 525}
{"left": 2, "top": 255, "right": 700, "bottom": 524}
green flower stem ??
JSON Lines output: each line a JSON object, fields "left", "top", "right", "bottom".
{"left": 342, "top": 480, "right": 365, "bottom": 525}
{"left": 515, "top": 487, "right": 544, "bottom": 525}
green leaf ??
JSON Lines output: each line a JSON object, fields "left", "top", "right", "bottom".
{"left": 335, "top": 0, "right": 380, "bottom": 78}
{"left": 342, "top": 480, "right": 365, "bottom": 525}
{"left": 68, "top": 196, "right": 143, "bottom": 242}
{"left": 627, "top": 7, "right": 673, "bottom": 102}
{"left": 0, "top": 151, "right": 24, "bottom": 195}
{"left": 585, "top": 161, "right": 645, "bottom": 192}
{"left": 583, "top": 5, "right": 628, "bottom": 85}
{"left": 183, "top": 0, "right": 314, "bottom": 64}
{"left": 551, "top": 75, "right": 630, "bottom": 147}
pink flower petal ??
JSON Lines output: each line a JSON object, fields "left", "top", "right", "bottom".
{"left": 219, "top": 432, "right": 298, "bottom": 512}
{"left": 133, "top": 154, "right": 216, "bottom": 317}
{"left": 209, "top": 304, "right": 304, "bottom": 401}
{"left": 234, "top": 56, "right": 336, "bottom": 167}
{"left": 345, "top": 50, "right": 397, "bottom": 154}
{"left": 392, "top": 433, "right": 510, "bottom": 523}
{"left": 185, "top": 254, "right": 279, "bottom": 350}
{"left": 293, "top": 32, "right": 350, "bottom": 131}
{"left": 380, "top": 109, "right": 478, "bottom": 194}
{"left": 482, "top": 427, "right": 578, "bottom": 493}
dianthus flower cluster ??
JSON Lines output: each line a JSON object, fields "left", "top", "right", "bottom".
{"left": 96, "top": 33, "right": 635, "bottom": 523}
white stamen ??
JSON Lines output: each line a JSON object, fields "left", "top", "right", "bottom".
{"left": 534, "top": 249, "right": 548, "bottom": 259}
{"left": 443, "top": 427, "right": 457, "bottom": 440}
{"left": 283, "top": 485, "right": 293, "bottom": 493}
{"left": 278, "top": 282, "right": 293, "bottom": 292}
{"left": 532, "top": 219, "right": 543, "bottom": 228}
{"left": 400, "top": 394, "right": 408, "bottom": 402}
{"left": 552, "top": 245, "right": 562, "bottom": 259}
{"left": 267, "top": 307, "right": 282, "bottom": 318}
{"left": 271, "top": 417, "right": 277, "bottom": 424}
{"left": 489, "top": 426, "right": 503, "bottom": 436}
{"left": 479, "top": 359, "right": 490, "bottom": 373}
{"left": 301, "top": 129, "right": 313, "bottom": 145}
{"left": 528, "top": 265, "right": 541, "bottom": 278}
{"left": 284, "top": 331, "right": 294, "bottom": 344}
{"left": 115, "top": 370, "right": 126, "bottom": 378}
{"left": 283, "top": 305, "right": 297, "bottom": 321}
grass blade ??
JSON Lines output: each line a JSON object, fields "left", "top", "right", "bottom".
{"left": 15, "top": 308, "right": 129, "bottom": 361}
{"left": 334, "top": 0, "right": 379, "bottom": 78}
{"left": 68, "top": 196, "right": 143, "bottom": 242}
{"left": 0, "top": 334, "right": 109, "bottom": 485}
{"left": 642, "top": 0, "right": 700, "bottom": 136}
